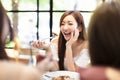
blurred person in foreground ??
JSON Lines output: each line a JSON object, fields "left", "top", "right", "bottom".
{"left": 32, "top": 11, "right": 90, "bottom": 71}
{"left": 0, "top": 1, "right": 55, "bottom": 80}
{"left": 78, "top": 0, "right": 120, "bottom": 80}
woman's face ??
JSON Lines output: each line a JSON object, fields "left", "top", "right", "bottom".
{"left": 60, "top": 15, "right": 78, "bottom": 41}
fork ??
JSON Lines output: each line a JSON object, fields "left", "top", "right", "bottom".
{"left": 41, "top": 36, "right": 55, "bottom": 41}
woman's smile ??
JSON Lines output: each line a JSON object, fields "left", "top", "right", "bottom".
{"left": 63, "top": 31, "right": 72, "bottom": 40}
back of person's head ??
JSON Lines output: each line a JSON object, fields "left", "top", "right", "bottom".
{"left": 88, "top": 0, "right": 120, "bottom": 69}
{"left": 0, "top": 1, "right": 14, "bottom": 60}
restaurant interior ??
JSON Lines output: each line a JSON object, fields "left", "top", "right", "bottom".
{"left": 2, "top": 0, "right": 108, "bottom": 65}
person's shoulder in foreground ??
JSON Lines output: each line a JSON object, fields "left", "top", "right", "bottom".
{"left": 78, "top": 66, "right": 120, "bottom": 80}
{"left": 0, "top": 61, "right": 40, "bottom": 80}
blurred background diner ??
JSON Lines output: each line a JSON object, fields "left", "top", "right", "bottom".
{"left": 78, "top": 0, "right": 120, "bottom": 80}
{"left": 0, "top": 1, "right": 41, "bottom": 79}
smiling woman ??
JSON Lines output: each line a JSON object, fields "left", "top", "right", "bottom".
{"left": 58, "top": 11, "right": 89, "bottom": 71}
{"left": 31, "top": 11, "right": 90, "bottom": 72}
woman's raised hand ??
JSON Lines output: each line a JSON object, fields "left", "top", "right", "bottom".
{"left": 31, "top": 40, "right": 49, "bottom": 50}
{"left": 66, "top": 29, "right": 79, "bottom": 47}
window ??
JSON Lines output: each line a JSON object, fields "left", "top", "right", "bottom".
{"left": 1, "top": 0, "right": 103, "bottom": 48}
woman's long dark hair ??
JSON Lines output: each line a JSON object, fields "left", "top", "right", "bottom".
{"left": 58, "top": 11, "right": 87, "bottom": 70}
{"left": 0, "top": 1, "right": 14, "bottom": 60}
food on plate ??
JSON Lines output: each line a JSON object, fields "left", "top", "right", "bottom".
{"left": 43, "top": 71, "right": 79, "bottom": 80}
{"left": 52, "top": 75, "right": 75, "bottom": 80}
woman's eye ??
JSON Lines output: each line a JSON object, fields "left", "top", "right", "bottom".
{"left": 61, "top": 23, "right": 64, "bottom": 25}
{"left": 68, "top": 23, "right": 73, "bottom": 25}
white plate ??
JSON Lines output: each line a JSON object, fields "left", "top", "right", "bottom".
{"left": 42, "top": 71, "right": 80, "bottom": 80}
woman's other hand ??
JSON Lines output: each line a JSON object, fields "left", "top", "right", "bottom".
{"left": 31, "top": 40, "right": 49, "bottom": 50}
{"left": 36, "top": 53, "right": 57, "bottom": 73}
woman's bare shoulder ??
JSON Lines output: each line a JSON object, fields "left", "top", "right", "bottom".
{"left": 51, "top": 37, "right": 58, "bottom": 45}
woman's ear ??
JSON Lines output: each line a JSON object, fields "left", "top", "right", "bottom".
{"left": 77, "top": 26, "right": 82, "bottom": 32}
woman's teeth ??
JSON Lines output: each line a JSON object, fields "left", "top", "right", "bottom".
{"left": 64, "top": 32, "right": 71, "bottom": 35}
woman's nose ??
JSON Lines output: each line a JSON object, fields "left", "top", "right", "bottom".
{"left": 63, "top": 24, "right": 69, "bottom": 30}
